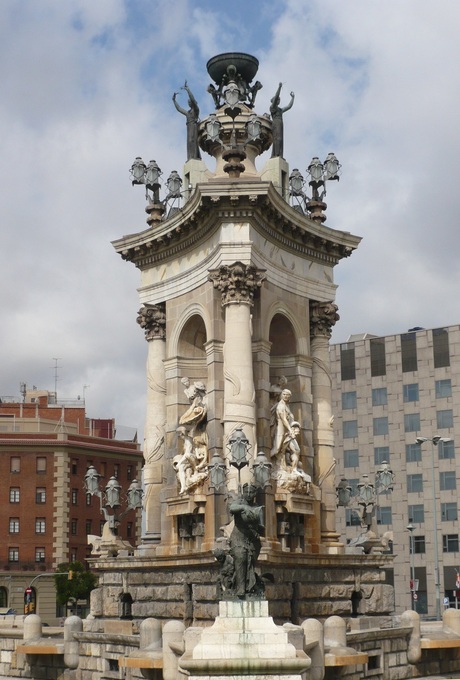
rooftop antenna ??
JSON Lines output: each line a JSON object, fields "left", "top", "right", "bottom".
{"left": 83, "top": 385, "right": 90, "bottom": 403}
{"left": 51, "top": 358, "right": 62, "bottom": 397}
{"left": 19, "top": 382, "right": 27, "bottom": 402}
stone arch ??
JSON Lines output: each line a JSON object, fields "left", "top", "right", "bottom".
{"left": 169, "top": 303, "right": 212, "bottom": 359}
{"left": 264, "top": 303, "right": 309, "bottom": 357}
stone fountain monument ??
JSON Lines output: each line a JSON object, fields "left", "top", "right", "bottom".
{"left": 106, "top": 51, "right": 395, "bottom": 625}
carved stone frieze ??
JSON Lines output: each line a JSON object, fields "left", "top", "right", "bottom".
{"left": 208, "top": 261, "right": 266, "bottom": 306}
{"left": 309, "top": 300, "right": 339, "bottom": 338}
{"left": 136, "top": 303, "right": 166, "bottom": 341}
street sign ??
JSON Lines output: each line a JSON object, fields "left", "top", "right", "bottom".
{"left": 413, "top": 593, "right": 418, "bottom": 601}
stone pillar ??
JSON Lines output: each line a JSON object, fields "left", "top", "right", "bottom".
{"left": 137, "top": 303, "right": 166, "bottom": 546}
{"left": 208, "top": 262, "right": 265, "bottom": 491}
{"left": 309, "top": 301, "right": 341, "bottom": 549}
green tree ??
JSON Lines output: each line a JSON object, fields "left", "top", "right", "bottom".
{"left": 54, "top": 561, "right": 97, "bottom": 609}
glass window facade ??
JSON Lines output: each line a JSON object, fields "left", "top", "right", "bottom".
{"left": 370, "top": 338, "right": 386, "bottom": 377}
{"left": 407, "top": 474, "right": 423, "bottom": 493}
{"left": 401, "top": 332, "right": 418, "bottom": 372}
{"left": 372, "top": 387, "right": 387, "bottom": 406}
{"left": 403, "top": 383, "right": 419, "bottom": 403}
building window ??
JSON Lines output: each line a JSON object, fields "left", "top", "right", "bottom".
{"left": 345, "top": 508, "right": 361, "bottom": 526}
{"left": 403, "top": 383, "right": 419, "bottom": 403}
{"left": 9, "top": 487, "right": 20, "bottom": 503}
{"left": 114, "top": 464, "right": 120, "bottom": 479}
{"left": 373, "top": 417, "right": 388, "bottom": 436}
{"left": 372, "top": 388, "right": 387, "bottom": 407}
{"left": 404, "top": 413, "right": 420, "bottom": 433}
{"left": 344, "top": 450, "right": 359, "bottom": 468}
{"left": 436, "top": 379, "right": 452, "bottom": 399}
{"left": 441, "top": 503, "right": 458, "bottom": 521}
{"left": 440, "top": 471, "right": 456, "bottom": 491}
{"left": 377, "top": 506, "right": 392, "bottom": 525}
{"left": 343, "top": 420, "right": 358, "bottom": 439}
{"left": 71, "top": 489, "right": 78, "bottom": 505}
{"left": 433, "top": 328, "right": 450, "bottom": 368}
{"left": 340, "top": 344, "right": 356, "bottom": 381}
{"left": 407, "top": 474, "right": 423, "bottom": 493}
{"left": 36, "top": 487, "right": 46, "bottom": 504}
{"left": 370, "top": 337, "right": 386, "bottom": 376}
{"left": 71, "top": 519, "right": 77, "bottom": 535}
{"left": 374, "top": 446, "right": 390, "bottom": 465}
{"left": 401, "top": 332, "right": 417, "bottom": 372}
{"left": 35, "top": 547, "right": 45, "bottom": 563}
{"left": 71, "top": 459, "right": 78, "bottom": 475}
{"left": 70, "top": 550, "right": 77, "bottom": 562}
{"left": 439, "top": 440, "right": 455, "bottom": 460}
{"left": 8, "top": 548, "right": 19, "bottom": 562}
{"left": 35, "top": 518, "right": 46, "bottom": 534}
{"left": 127, "top": 522, "right": 133, "bottom": 538}
{"left": 406, "top": 444, "right": 422, "bottom": 463}
{"left": 127, "top": 465, "right": 133, "bottom": 481}
{"left": 342, "top": 391, "right": 357, "bottom": 410}
{"left": 9, "top": 518, "right": 19, "bottom": 534}
{"left": 410, "top": 536, "right": 426, "bottom": 554}
{"left": 100, "top": 462, "right": 107, "bottom": 477}
{"left": 85, "top": 520, "right": 92, "bottom": 534}
{"left": 36, "top": 457, "right": 46, "bottom": 473}
{"left": 10, "top": 457, "right": 20, "bottom": 473}
{"left": 86, "top": 493, "right": 92, "bottom": 506}
{"left": 408, "top": 504, "right": 425, "bottom": 523}
{"left": 442, "top": 534, "right": 459, "bottom": 553}
{"left": 437, "top": 409, "right": 453, "bottom": 429}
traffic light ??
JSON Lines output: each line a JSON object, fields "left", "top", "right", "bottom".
{"left": 68, "top": 570, "right": 73, "bottom": 580}
{"left": 24, "top": 587, "right": 34, "bottom": 615}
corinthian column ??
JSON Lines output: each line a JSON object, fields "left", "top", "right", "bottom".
{"left": 137, "top": 303, "right": 166, "bottom": 545}
{"left": 310, "top": 300, "right": 341, "bottom": 550}
{"left": 208, "top": 262, "right": 265, "bottom": 491}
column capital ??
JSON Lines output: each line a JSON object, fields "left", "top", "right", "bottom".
{"left": 208, "top": 261, "right": 265, "bottom": 307}
{"left": 310, "top": 301, "right": 339, "bottom": 339}
{"left": 137, "top": 303, "right": 166, "bottom": 341}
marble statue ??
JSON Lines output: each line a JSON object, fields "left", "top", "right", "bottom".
{"left": 270, "top": 82, "right": 294, "bottom": 159}
{"left": 270, "top": 389, "right": 311, "bottom": 494}
{"left": 172, "top": 81, "right": 201, "bottom": 161}
{"left": 179, "top": 378, "right": 207, "bottom": 436}
{"left": 173, "top": 426, "right": 208, "bottom": 495}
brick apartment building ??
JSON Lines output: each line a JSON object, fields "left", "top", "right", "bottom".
{"left": 0, "top": 389, "right": 143, "bottom": 623}
{"left": 331, "top": 325, "right": 460, "bottom": 619}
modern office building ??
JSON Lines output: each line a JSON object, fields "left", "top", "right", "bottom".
{"left": 0, "top": 388, "right": 142, "bottom": 623}
{"left": 331, "top": 324, "right": 460, "bottom": 618}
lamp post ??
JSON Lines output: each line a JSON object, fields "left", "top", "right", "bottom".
{"left": 407, "top": 523, "right": 417, "bottom": 612}
{"left": 84, "top": 466, "right": 143, "bottom": 537}
{"left": 415, "top": 435, "right": 453, "bottom": 620}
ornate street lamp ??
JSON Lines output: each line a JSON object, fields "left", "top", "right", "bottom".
{"left": 84, "top": 466, "right": 143, "bottom": 536}
{"left": 306, "top": 153, "right": 341, "bottom": 201}
{"left": 251, "top": 449, "right": 272, "bottom": 489}
{"left": 130, "top": 158, "right": 162, "bottom": 204}
{"left": 208, "top": 450, "right": 228, "bottom": 491}
{"left": 227, "top": 427, "right": 251, "bottom": 492}
{"left": 336, "top": 477, "right": 353, "bottom": 507}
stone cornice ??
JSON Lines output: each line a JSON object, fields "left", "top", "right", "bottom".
{"left": 112, "top": 182, "right": 361, "bottom": 269}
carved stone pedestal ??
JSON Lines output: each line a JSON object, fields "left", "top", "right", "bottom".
{"left": 179, "top": 599, "right": 311, "bottom": 679}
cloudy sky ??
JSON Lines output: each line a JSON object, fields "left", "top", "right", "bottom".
{"left": 1, "top": 0, "right": 460, "bottom": 436}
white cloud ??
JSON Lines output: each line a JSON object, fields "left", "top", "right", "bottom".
{"left": 1, "top": 0, "right": 460, "bottom": 435}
